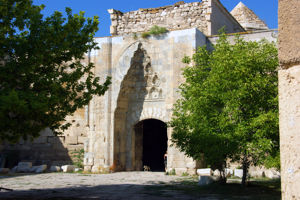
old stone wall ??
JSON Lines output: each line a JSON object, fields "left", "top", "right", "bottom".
{"left": 109, "top": 0, "right": 244, "bottom": 37}
{"left": 208, "top": 30, "right": 277, "bottom": 45}
{"left": 278, "top": 0, "right": 300, "bottom": 199}
{"left": 109, "top": 1, "right": 209, "bottom": 36}
{"left": 0, "top": 107, "right": 88, "bottom": 168}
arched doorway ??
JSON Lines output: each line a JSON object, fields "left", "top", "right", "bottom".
{"left": 134, "top": 119, "right": 168, "bottom": 171}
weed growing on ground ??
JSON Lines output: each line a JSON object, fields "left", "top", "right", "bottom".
{"left": 166, "top": 169, "right": 176, "bottom": 175}
{"left": 181, "top": 172, "right": 189, "bottom": 176}
{"left": 70, "top": 149, "right": 84, "bottom": 168}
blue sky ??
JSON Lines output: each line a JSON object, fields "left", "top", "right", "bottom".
{"left": 33, "top": 0, "right": 278, "bottom": 37}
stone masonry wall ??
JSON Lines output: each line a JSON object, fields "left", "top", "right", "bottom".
{"left": 108, "top": 1, "right": 210, "bottom": 36}
{"left": 1, "top": 108, "right": 88, "bottom": 168}
{"left": 278, "top": 0, "right": 300, "bottom": 199}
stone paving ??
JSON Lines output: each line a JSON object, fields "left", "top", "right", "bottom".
{"left": 0, "top": 172, "right": 205, "bottom": 200}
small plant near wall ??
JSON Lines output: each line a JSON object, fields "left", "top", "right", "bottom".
{"left": 71, "top": 149, "right": 84, "bottom": 168}
{"left": 141, "top": 25, "right": 168, "bottom": 39}
{"left": 132, "top": 33, "right": 138, "bottom": 40}
{"left": 166, "top": 168, "right": 176, "bottom": 175}
{"left": 141, "top": 32, "right": 151, "bottom": 39}
{"left": 182, "top": 172, "right": 189, "bottom": 176}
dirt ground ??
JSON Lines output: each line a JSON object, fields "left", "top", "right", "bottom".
{"left": 0, "top": 172, "right": 203, "bottom": 200}
{"left": 0, "top": 172, "right": 281, "bottom": 200}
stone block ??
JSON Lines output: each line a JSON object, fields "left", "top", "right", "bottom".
{"left": 61, "top": 165, "right": 75, "bottom": 172}
{"left": 35, "top": 165, "right": 47, "bottom": 173}
{"left": 93, "top": 158, "right": 105, "bottom": 166}
{"left": 50, "top": 166, "right": 61, "bottom": 172}
{"left": 40, "top": 128, "right": 54, "bottom": 136}
{"left": 91, "top": 166, "right": 100, "bottom": 173}
{"left": 78, "top": 136, "right": 87, "bottom": 144}
{"left": 186, "top": 161, "right": 196, "bottom": 168}
{"left": 225, "top": 168, "right": 233, "bottom": 177}
{"left": 197, "top": 168, "right": 212, "bottom": 176}
{"left": 11, "top": 166, "right": 17, "bottom": 173}
{"left": 84, "top": 153, "right": 94, "bottom": 166}
{"left": 29, "top": 166, "right": 39, "bottom": 172}
{"left": 0, "top": 168, "right": 10, "bottom": 174}
{"left": 249, "top": 168, "right": 264, "bottom": 177}
{"left": 107, "top": 9, "right": 115, "bottom": 14}
{"left": 84, "top": 166, "right": 92, "bottom": 172}
{"left": 264, "top": 169, "right": 280, "bottom": 179}
{"left": 110, "top": 26, "right": 117, "bottom": 35}
{"left": 17, "top": 162, "right": 32, "bottom": 172}
{"left": 47, "top": 136, "right": 58, "bottom": 144}
{"left": 65, "top": 136, "right": 78, "bottom": 145}
{"left": 213, "top": 169, "right": 220, "bottom": 176}
{"left": 198, "top": 176, "right": 214, "bottom": 186}
{"left": 33, "top": 136, "right": 47, "bottom": 144}
{"left": 212, "top": 169, "right": 232, "bottom": 177}
{"left": 234, "top": 169, "right": 243, "bottom": 178}
{"left": 111, "top": 21, "right": 118, "bottom": 27}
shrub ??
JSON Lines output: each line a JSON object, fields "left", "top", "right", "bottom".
{"left": 141, "top": 32, "right": 151, "bottom": 39}
{"left": 149, "top": 25, "right": 168, "bottom": 35}
{"left": 141, "top": 25, "right": 168, "bottom": 39}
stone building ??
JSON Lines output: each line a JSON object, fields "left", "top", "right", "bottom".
{"left": 0, "top": 0, "right": 277, "bottom": 174}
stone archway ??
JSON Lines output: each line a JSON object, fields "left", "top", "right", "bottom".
{"left": 134, "top": 119, "right": 168, "bottom": 171}
{"left": 113, "top": 43, "right": 169, "bottom": 171}
{"left": 113, "top": 43, "right": 149, "bottom": 171}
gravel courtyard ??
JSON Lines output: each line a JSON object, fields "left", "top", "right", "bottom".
{"left": 0, "top": 172, "right": 202, "bottom": 200}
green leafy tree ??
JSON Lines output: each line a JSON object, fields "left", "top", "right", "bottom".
{"left": 170, "top": 34, "right": 279, "bottom": 185}
{"left": 0, "top": 0, "right": 111, "bottom": 143}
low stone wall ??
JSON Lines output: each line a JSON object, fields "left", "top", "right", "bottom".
{"left": 0, "top": 108, "right": 88, "bottom": 168}
{"left": 108, "top": 1, "right": 210, "bottom": 36}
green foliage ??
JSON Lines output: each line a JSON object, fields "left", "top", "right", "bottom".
{"left": 170, "top": 33, "right": 279, "bottom": 185}
{"left": 71, "top": 148, "right": 84, "bottom": 168}
{"left": 182, "top": 55, "right": 191, "bottom": 64}
{"left": 0, "top": 0, "right": 111, "bottom": 143}
{"left": 264, "top": 152, "right": 280, "bottom": 170}
{"left": 132, "top": 33, "right": 138, "bottom": 40}
{"left": 141, "top": 32, "right": 151, "bottom": 39}
{"left": 182, "top": 172, "right": 189, "bottom": 176}
{"left": 166, "top": 168, "right": 176, "bottom": 175}
{"left": 149, "top": 25, "right": 168, "bottom": 35}
{"left": 141, "top": 25, "right": 168, "bottom": 39}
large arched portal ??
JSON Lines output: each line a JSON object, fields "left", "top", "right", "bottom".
{"left": 113, "top": 43, "right": 168, "bottom": 171}
{"left": 134, "top": 119, "right": 168, "bottom": 171}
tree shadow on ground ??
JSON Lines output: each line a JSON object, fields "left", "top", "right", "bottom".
{"left": 0, "top": 177, "right": 281, "bottom": 200}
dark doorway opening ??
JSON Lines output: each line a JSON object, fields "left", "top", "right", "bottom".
{"left": 139, "top": 119, "right": 167, "bottom": 172}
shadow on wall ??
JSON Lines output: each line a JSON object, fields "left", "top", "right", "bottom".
{"left": 0, "top": 128, "right": 76, "bottom": 168}
{"left": 114, "top": 43, "right": 150, "bottom": 171}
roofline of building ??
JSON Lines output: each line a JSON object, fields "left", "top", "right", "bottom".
{"left": 212, "top": 0, "right": 245, "bottom": 32}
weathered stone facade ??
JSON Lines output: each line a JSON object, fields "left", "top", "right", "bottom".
{"left": 108, "top": 0, "right": 244, "bottom": 36}
{"left": 0, "top": 0, "right": 278, "bottom": 175}
{"left": 278, "top": 0, "right": 300, "bottom": 199}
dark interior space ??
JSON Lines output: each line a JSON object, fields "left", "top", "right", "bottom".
{"left": 142, "top": 119, "right": 167, "bottom": 171}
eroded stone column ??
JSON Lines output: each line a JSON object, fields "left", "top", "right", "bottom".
{"left": 278, "top": 0, "right": 300, "bottom": 199}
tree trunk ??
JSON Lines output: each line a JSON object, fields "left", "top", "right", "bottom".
{"left": 241, "top": 156, "right": 249, "bottom": 187}
{"left": 219, "top": 169, "right": 227, "bottom": 184}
